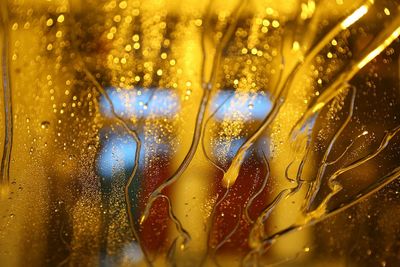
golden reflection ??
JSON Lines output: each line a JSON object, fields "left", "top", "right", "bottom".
{"left": 1, "top": 0, "right": 400, "bottom": 266}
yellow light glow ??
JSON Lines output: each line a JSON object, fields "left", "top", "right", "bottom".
{"left": 292, "top": 41, "right": 300, "bottom": 51}
{"left": 312, "top": 102, "right": 325, "bottom": 113}
{"left": 358, "top": 26, "right": 400, "bottom": 69}
{"left": 340, "top": 5, "right": 368, "bottom": 29}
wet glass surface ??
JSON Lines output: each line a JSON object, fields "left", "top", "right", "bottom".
{"left": 1, "top": 0, "right": 400, "bottom": 266}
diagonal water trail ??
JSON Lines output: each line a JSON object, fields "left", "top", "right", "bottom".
{"left": 325, "top": 132, "right": 367, "bottom": 166}
{"left": 221, "top": 0, "right": 374, "bottom": 188}
{"left": 313, "top": 125, "right": 400, "bottom": 215}
{"left": 244, "top": 88, "right": 399, "bottom": 259}
{"left": 244, "top": 85, "right": 356, "bottom": 261}
{"left": 291, "top": 13, "right": 400, "bottom": 137}
{"left": 303, "top": 85, "right": 356, "bottom": 212}
{"left": 251, "top": 126, "right": 400, "bottom": 256}
{"left": 242, "top": 165, "right": 400, "bottom": 266}
{"left": 260, "top": 165, "right": 400, "bottom": 252}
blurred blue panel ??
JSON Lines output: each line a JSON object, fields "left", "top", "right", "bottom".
{"left": 96, "top": 131, "right": 138, "bottom": 179}
{"left": 100, "top": 87, "right": 180, "bottom": 119}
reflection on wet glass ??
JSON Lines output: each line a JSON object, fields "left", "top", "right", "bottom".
{"left": 1, "top": 0, "right": 400, "bottom": 266}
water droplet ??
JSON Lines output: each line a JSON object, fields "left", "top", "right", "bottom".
{"left": 41, "top": 121, "right": 50, "bottom": 129}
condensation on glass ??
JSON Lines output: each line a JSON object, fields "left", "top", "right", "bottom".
{"left": 0, "top": 0, "right": 400, "bottom": 266}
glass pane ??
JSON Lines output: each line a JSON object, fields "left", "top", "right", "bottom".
{"left": 1, "top": 0, "right": 400, "bottom": 266}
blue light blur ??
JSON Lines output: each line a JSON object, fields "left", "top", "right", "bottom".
{"left": 100, "top": 87, "right": 179, "bottom": 119}
{"left": 210, "top": 90, "right": 272, "bottom": 121}
{"left": 97, "top": 87, "right": 273, "bottom": 178}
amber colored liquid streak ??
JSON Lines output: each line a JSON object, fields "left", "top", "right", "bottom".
{"left": 0, "top": 1, "right": 13, "bottom": 188}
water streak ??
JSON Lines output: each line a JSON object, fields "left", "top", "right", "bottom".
{"left": 65, "top": 3, "right": 150, "bottom": 264}
{"left": 141, "top": 0, "right": 248, "bottom": 258}
{"left": 253, "top": 127, "right": 400, "bottom": 254}
{"left": 222, "top": 0, "right": 372, "bottom": 188}
{"left": 291, "top": 13, "right": 400, "bottom": 137}
{"left": 244, "top": 149, "right": 270, "bottom": 224}
{"left": 304, "top": 85, "right": 356, "bottom": 212}
{"left": 76, "top": 63, "right": 146, "bottom": 264}
{"left": 0, "top": 1, "right": 13, "bottom": 189}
